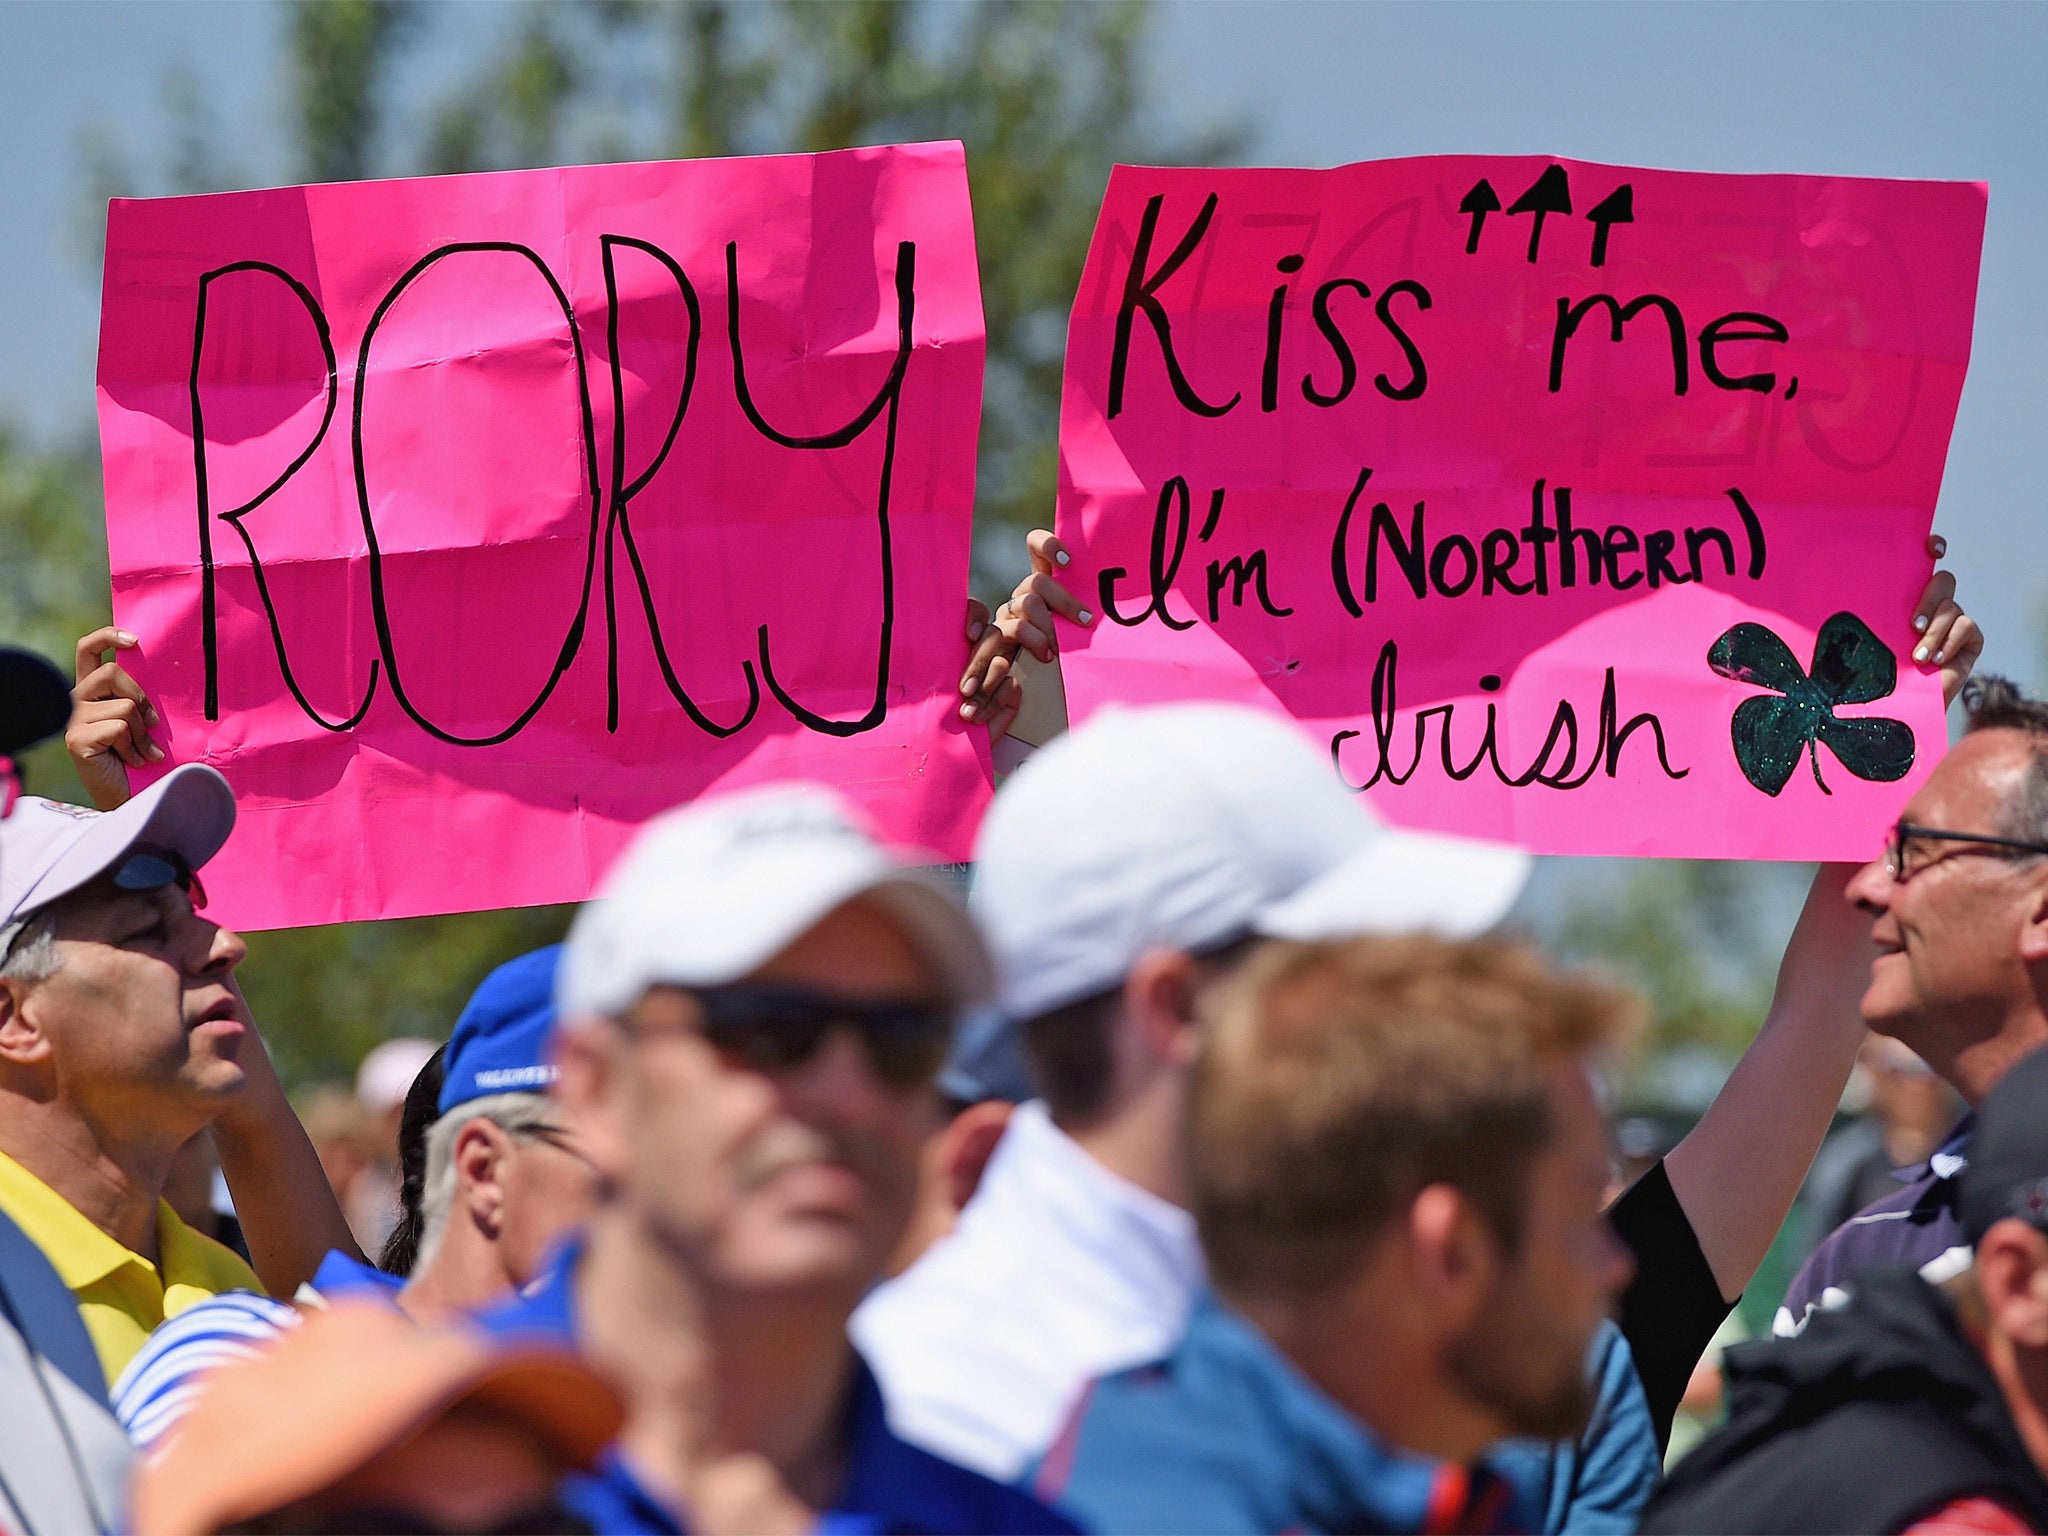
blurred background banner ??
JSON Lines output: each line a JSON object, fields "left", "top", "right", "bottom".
{"left": 98, "top": 142, "right": 991, "bottom": 930}
{"left": 1055, "top": 156, "right": 1982, "bottom": 860}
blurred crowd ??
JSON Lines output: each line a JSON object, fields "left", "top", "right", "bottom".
{"left": 3, "top": 542, "right": 2048, "bottom": 1536}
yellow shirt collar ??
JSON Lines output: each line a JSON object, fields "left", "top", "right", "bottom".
{"left": 0, "top": 1147, "right": 140, "bottom": 1290}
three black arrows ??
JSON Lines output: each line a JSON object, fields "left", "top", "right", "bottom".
{"left": 1460, "top": 165, "right": 1633, "bottom": 266}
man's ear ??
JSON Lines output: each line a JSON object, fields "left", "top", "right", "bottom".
{"left": 454, "top": 1118, "right": 510, "bottom": 1238}
{"left": 549, "top": 1019, "right": 630, "bottom": 1187}
{"left": 938, "top": 1100, "right": 1014, "bottom": 1214}
{"left": 1123, "top": 948, "right": 1205, "bottom": 1068}
{"left": 1407, "top": 1184, "right": 1500, "bottom": 1336}
{"left": 2017, "top": 871, "right": 2048, "bottom": 966}
{"left": 0, "top": 978, "right": 53, "bottom": 1069}
{"left": 1976, "top": 1220, "right": 2048, "bottom": 1349}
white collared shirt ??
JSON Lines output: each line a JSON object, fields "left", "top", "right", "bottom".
{"left": 852, "top": 1100, "right": 1206, "bottom": 1480}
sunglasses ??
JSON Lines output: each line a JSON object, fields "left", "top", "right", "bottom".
{"left": 114, "top": 845, "right": 209, "bottom": 911}
{"left": 1885, "top": 821, "right": 2048, "bottom": 884}
{"left": 639, "top": 984, "right": 954, "bottom": 1090}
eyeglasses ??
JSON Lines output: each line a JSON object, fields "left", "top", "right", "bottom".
{"left": 634, "top": 984, "right": 953, "bottom": 1090}
{"left": 1885, "top": 821, "right": 2048, "bottom": 883}
{"left": 508, "top": 1121, "right": 596, "bottom": 1171}
{"left": 1, "top": 756, "right": 21, "bottom": 820}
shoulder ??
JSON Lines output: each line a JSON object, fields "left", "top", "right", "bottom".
{"left": 113, "top": 1291, "right": 299, "bottom": 1450}
{"left": 882, "top": 1437, "right": 1083, "bottom": 1536}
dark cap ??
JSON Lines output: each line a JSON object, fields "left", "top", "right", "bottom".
{"left": 1961, "top": 1045, "right": 2048, "bottom": 1244}
{"left": 0, "top": 649, "right": 71, "bottom": 756}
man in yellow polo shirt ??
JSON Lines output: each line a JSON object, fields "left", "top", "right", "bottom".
{"left": 0, "top": 763, "right": 353, "bottom": 1383}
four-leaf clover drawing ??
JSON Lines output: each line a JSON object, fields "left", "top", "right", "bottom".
{"left": 1707, "top": 611, "right": 1916, "bottom": 797}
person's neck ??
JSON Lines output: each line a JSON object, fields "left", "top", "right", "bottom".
{"left": 1061, "top": 1073, "right": 1185, "bottom": 1208}
{"left": 1932, "top": 1002, "right": 2048, "bottom": 1107}
{"left": 397, "top": 1218, "right": 518, "bottom": 1323}
{"left": 1238, "top": 1279, "right": 1503, "bottom": 1467}
{"left": 0, "top": 1093, "right": 182, "bottom": 1262}
{"left": 577, "top": 1206, "right": 861, "bottom": 1536}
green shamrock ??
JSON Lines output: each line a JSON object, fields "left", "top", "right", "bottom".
{"left": 1707, "top": 611, "right": 1916, "bottom": 797}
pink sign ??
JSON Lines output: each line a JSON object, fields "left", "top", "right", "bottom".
{"left": 98, "top": 143, "right": 990, "bottom": 929}
{"left": 1055, "top": 156, "right": 1985, "bottom": 859}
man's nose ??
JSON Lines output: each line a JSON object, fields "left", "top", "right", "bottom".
{"left": 1845, "top": 854, "right": 1893, "bottom": 917}
{"left": 189, "top": 912, "right": 247, "bottom": 975}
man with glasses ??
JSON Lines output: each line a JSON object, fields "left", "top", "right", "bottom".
{"left": 0, "top": 766, "right": 354, "bottom": 1386}
{"left": 480, "top": 782, "right": 1076, "bottom": 1535}
{"left": 111, "top": 945, "right": 605, "bottom": 1449}
{"left": 1778, "top": 676, "right": 2048, "bottom": 1335}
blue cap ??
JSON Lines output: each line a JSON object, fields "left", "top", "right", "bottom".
{"left": 439, "top": 946, "right": 563, "bottom": 1116}
{"left": 936, "top": 1005, "right": 1039, "bottom": 1107}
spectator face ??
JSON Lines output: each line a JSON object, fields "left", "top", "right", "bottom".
{"left": 1, "top": 873, "right": 249, "bottom": 1128}
{"left": 494, "top": 1114, "right": 602, "bottom": 1285}
{"left": 594, "top": 896, "right": 940, "bottom": 1297}
{"left": 1848, "top": 730, "right": 2048, "bottom": 1054}
{"left": 1445, "top": 1060, "right": 1633, "bottom": 1442}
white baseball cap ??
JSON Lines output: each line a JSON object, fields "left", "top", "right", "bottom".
{"left": 0, "top": 764, "right": 237, "bottom": 931}
{"left": 974, "top": 703, "right": 1533, "bottom": 1020}
{"left": 557, "top": 783, "right": 994, "bottom": 1023}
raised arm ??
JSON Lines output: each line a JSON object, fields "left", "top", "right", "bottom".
{"left": 1662, "top": 545, "right": 1982, "bottom": 1299}
{"left": 210, "top": 977, "right": 365, "bottom": 1292}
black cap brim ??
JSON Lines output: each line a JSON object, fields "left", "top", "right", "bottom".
{"left": 0, "top": 649, "right": 72, "bottom": 756}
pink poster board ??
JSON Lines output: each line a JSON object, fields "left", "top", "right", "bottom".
{"left": 1055, "top": 156, "right": 1986, "bottom": 859}
{"left": 98, "top": 142, "right": 990, "bottom": 930}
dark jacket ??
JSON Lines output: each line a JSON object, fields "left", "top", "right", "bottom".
{"left": 1643, "top": 1267, "right": 2048, "bottom": 1534}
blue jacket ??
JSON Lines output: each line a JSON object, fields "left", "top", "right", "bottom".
{"left": 1032, "top": 1293, "right": 1656, "bottom": 1535}
{"left": 478, "top": 1239, "right": 1078, "bottom": 1535}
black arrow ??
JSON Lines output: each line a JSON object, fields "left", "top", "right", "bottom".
{"left": 1459, "top": 178, "right": 1501, "bottom": 255}
{"left": 1585, "top": 184, "right": 1634, "bottom": 268}
{"left": 1505, "top": 164, "right": 1572, "bottom": 263}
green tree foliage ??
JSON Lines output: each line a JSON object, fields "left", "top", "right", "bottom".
{"left": 6, "top": 0, "right": 1234, "bottom": 1087}
{"left": 1549, "top": 857, "right": 1811, "bottom": 1105}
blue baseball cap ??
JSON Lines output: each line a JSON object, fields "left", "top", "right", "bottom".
{"left": 439, "top": 946, "right": 563, "bottom": 1116}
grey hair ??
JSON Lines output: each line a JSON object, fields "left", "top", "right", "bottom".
{"left": 0, "top": 911, "right": 61, "bottom": 984}
{"left": 414, "top": 1091, "right": 555, "bottom": 1268}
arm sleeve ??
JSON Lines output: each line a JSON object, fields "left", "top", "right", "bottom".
{"left": 110, "top": 1291, "right": 299, "bottom": 1451}
{"left": 1606, "top": 1159, "right": 1737, "bottom": 1453}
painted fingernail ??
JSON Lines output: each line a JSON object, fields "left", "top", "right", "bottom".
{"left": 1055, "top": 550, "right": 1071, "bottom": 567}
{"left": 967, "top": 621, "right": 986, "bottom": 642}
{"left": 1933, "top": 538, "right": 1948, "bottom": 555}
{"left": 958, "top": 701, "right": 976, "bottom": 721}
{"left": 1078, "top": 610, "right": 1095, "bottom": 625}
{"left": 1932, "top": 649, "right": 1946, "bottom": 664}
{"left": 145, "top": 706, "right": 161, "bottom": 726}
{"left": 145, "top": 744, "right": 165, "bottom": 762}
{"left": 1913, "top": 646, "right": 1931, "bottom": 664}
{"left": 115, "top": 630, "right": 137, "bottom": 645}
{"left": 959, "top": 675, "right": 977, "bottom": 695}
{"left": 1913, "top": 614, "right": 1930, "bottom": 633}
{"left": 80, "top": 747, "right": 98, "bottom": 759}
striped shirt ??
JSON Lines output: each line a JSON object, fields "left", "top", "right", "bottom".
{"left": 110, "top": 1290, "right": 300, "bottom": 1451}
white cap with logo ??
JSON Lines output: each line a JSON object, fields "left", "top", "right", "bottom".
{"left": 974, "top": 703, "right": 1533, "bottom": 1021}
{"left": 557, "top": 782, "right": 994, "bottom": 1023}
{"left": 0, "top": 764, "right": 237, "bottom": 932}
